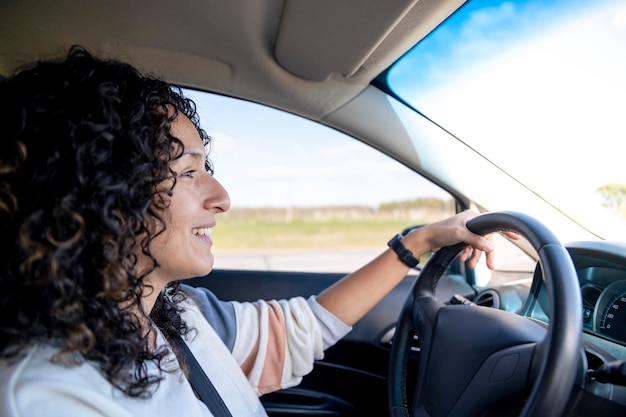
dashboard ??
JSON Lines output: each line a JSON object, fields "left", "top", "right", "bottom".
{"left": 503, "top": 240, "right": 626, "bottom": 414}
{"left": 523, "top": 240, "right": 626, "bottom": 347}
{"left": 583, "top": 275, "right": 626, "bottom": 345}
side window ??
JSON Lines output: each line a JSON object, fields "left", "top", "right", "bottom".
{"left": 187, "top": 90, "right": 457, "bottom": 272}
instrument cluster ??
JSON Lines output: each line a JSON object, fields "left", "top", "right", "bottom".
{"left": 583, "top": 279, "right": 626, "bottom": 344}
{"left": 526, "top": 241, "right": 626, "bottom": 346}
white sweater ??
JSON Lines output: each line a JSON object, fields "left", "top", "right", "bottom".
{"left": 0, "top": 286, "right": 351, "bottom": 417}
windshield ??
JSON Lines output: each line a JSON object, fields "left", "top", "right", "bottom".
{"left": 385, "top": 0, "right": 626, "bottom": 240}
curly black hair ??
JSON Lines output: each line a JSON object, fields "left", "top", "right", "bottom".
{"left": 0, "top": 46, "right": 212, "bottom": 397}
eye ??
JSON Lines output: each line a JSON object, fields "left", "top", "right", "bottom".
{"left": 180, "top": 170, "right": 196, "bottom": 178}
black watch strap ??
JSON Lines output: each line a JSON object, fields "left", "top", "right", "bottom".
{"left": 387, "top": 234, "right": 420, "bottom": 268}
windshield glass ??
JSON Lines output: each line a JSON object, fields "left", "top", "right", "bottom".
{"left": 385, "top": 0, "right": 626, "bottom": 240}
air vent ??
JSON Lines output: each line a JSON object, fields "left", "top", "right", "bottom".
{"left": 474, "top": 289, "right": 500, "bottom": 309}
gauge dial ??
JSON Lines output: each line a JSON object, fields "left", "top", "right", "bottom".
{"left": 596, "top": 281, "right": 626, "bottom": 344}
{"left": 600, "top": 292, "right": 626, "bottom": 339}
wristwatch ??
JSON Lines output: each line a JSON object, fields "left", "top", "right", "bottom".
{"left": 387, "top": 233, "right": 420, "bottom": 268}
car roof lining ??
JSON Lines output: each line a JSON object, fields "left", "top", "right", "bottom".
{"left": 0, "top": 0, "right": 466, "bottom": 122}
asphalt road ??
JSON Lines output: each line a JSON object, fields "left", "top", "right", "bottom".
{"left": 213, "top": 248, "right": 384, "bottom": 273}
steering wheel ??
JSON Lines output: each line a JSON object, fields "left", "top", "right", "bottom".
{"left": 388, "top": 211, "right": 583, "bottom": 417}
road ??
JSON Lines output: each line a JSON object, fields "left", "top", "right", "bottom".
{"left": 213, "top": 248, "right": 384, "bottom": 273}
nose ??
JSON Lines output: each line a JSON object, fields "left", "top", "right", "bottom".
{"left": 204, "top": 174, "right": 231, "bottom": 213}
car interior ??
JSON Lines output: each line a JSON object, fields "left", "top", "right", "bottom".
{"left": 2, "top": 0, "right": 626, "bottom": 416}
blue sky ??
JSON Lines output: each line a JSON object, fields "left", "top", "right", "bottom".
{"left": 186, "top": 90, "right": 449, "bottom": 208}
{"left": 387, "top": 0, "right": 626, "bottom": 211}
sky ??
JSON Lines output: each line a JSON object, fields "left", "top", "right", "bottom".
{"left": 186, "top": 0, "right": 626, "bottom": 215}
{"left": 186, "top": 90, "right": 449, "bottom": 208}
{"left": 388, "top": 0, "right": 626, "bottom": 210}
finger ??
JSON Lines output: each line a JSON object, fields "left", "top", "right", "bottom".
{"left": 458, "top": 246, "right": 472, "bottom": 262}
{"left": 473, "top": 235, "right": 494, "bottom": 253}
{"left": 502, "top": 231, "right": 521, "bottom": 240}
{"left": 467, "top": 248, "right": 483, "bottom": 269}
{"left": 483, "top": 249, "right": 496, "bottom": 270}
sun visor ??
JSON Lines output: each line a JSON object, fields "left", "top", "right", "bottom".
{"left": 275, "top": 0, "right": 417, "bottom": 81}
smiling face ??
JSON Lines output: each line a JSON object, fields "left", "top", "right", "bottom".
{"left": 143, "top": 112, "right": 230, "bottom": 290}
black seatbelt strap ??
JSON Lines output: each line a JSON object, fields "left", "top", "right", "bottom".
{"left": 165, "top": 331, "right": 234, "bottom": 417}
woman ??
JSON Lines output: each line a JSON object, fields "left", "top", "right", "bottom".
{"left": 0, "top": 47, "right": 500, "bottom": 416}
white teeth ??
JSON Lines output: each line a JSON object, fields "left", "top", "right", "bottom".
{"left": 192, "top": 227, "right": 212, "bottom": 236}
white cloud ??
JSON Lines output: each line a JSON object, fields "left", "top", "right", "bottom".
{"left": 417, "top": 1, "right": 626, "bottom": 202}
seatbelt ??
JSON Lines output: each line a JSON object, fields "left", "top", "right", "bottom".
{"left": 164, "top": 331, "right": 234, "bottom": 417}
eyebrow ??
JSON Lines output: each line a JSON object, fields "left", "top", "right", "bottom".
{"left": 181, "top": 149, "right": 207, "bottom": 161}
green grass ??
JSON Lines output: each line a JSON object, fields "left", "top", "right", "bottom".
{"left": 212, "top": 217, "right": 426, "bottom": 251}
